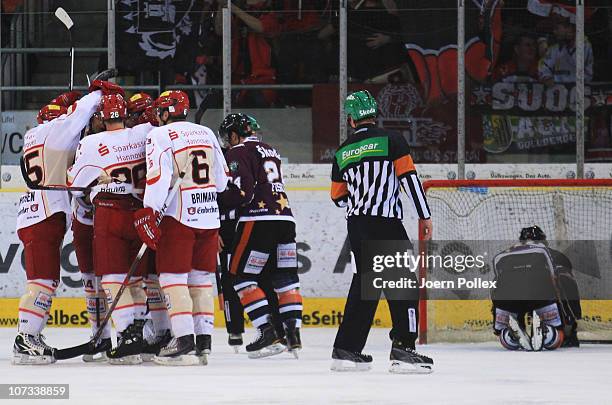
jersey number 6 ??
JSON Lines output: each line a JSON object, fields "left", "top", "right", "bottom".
{"left": 191, "top": 150, "right": 210, "bottom": 185}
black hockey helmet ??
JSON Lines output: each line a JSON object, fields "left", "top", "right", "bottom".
{"left": 519, "top": 225, "right": 546, "bottom": 242}
{"left": 219, "top": 113, "right": 251, "bottom": 141}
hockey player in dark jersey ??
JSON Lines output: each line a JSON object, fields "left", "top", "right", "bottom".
{"left": 492, "top": 225, "right": 581, "bottom": 351}
{"left": 217, "top": 114, "right": 286, "bottom": 352}
{"left": 219, "top": 113, "right": 302, "bottom": 358}
{"left": 330, "top": 90, "right": 433, "bottom": 374}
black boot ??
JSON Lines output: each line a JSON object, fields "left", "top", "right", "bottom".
{"left": 330, "top": 347, "right": 372, "bottom": 372}
{"left": 246, "top": 323, "right": 285, "bottom": 359}
{"left": 228, "top": 333, "right": 243, "bottom": 353}
{"left": 195, "top": 334, "right": 211, "bottom": 365}
{"left": 107, "top": 323, "right": 143, "bottom": 365}
{"left": 154, "top": 335, "right": 199, "bottom": 366}
{"left": 389, "top": 339, "right": 434, "bottom": 374}
{"left": 283, "top": 320, "right": 302, "bottom": 358}
{"left": 83, "top": 337, "right": 112, "bottom": 363}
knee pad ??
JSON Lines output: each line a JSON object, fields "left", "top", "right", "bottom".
{"left": 18, "top": 279, "right": 58, "bottom": 335}
{"left": 499, "top": 328, "right": 521, "bottom": 350}
{"left": 544, "top": 325, "right": 564, "bottom": 350}
{"left": 158, "top": 273, "right": 192, "bottom": 318}
{"left": 128, "top": 277, "right": 147, "bottom": 319}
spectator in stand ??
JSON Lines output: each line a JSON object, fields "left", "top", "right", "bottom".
{"left": 216, "top": 0, "right": 281, "bottom": 107}
{"left": 492, "top": 34, "right": 539, "bottom": 83}
{"left": 538, "top": 13, "right": 593, "bottom": 86}
{"left": 275, "top": 0, "right": 325, "bottom": 105}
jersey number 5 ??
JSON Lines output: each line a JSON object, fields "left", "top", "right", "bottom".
{"left": 23, "top": 149, "right": 44, "bottom": 186}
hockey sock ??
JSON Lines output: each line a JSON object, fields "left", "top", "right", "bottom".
{"left": 81, "top": 273, "right": 111, "bottom": 339}
{"left": 101, "top": 274, "right": 135, "bottom": 333}
{"left": 276, "top": 287, "right": 303, "bottom": 327}
{"left": 188, "top": 270, "right": 214, "bottom": 336}
{"left": 18, "top": 279, "right": 58, "bottom": 335}
{"left": 235, "top": 281, "right": 271, "bottom": 328}
{"left": 145, "top": 275, "right": 171, "bottom": 336}
{"left": 159, "top": 272, "right": 194, "bottom": 338}
{"left": 129, "top": 277, "right": 147, "bottom": 320}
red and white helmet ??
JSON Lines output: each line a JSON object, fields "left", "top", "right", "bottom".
{"left": 138, "top": 105, "right": 158, "bottom": 126}
{"left": 127, "top": 92, "right": 153, "bottom": 114}
{"left": 37, "top": 104, "right": 67, "bottom": 124}
{"left": 98, "top": 94, "right": 127, "bottom": 120}
{"left": 154, "top": 90, "right": 190, "bottom": 118}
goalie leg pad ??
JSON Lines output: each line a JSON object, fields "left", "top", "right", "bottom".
{"left": 159, "top": 272, "right": 194, "bottom": 338}
{"left": 128, "top": 277, "right": 147, "bottom": 320}
{"left": 499, "top": 328, "right": 521, "bottom": 350}
{"left": 18, "top": 279, "right": 58, "bottom": 335}
{"left": 81, "top": 273, "right": 111, "bottom": 339}
{"left": 101, "top": 274, "right": 135, "bottom": 333}
{"left": 534, "top": 303, "right": 562, "bottom": 328}
{"left": 145, "top": 275, "right": 171, "bottom": 335}
{"left": 188, "top": 270, "right": 215, "bottom": 336}
{"left": 543, "top": 325, "right": 565, "bottom": 350}
{"left": 234, "top": 281, "right": 271, "bottom": 328}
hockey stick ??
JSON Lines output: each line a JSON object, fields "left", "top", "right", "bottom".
{"left": 54, "top": 154, "right": 195, "bottom": 360}
{"left": 54, "top": 7, "right": 74, "bottom": 91}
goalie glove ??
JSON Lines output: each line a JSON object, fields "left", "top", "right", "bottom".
{"left": 134, "top": 207, "right": 161, "bottom": 250}
{"left": 88, "top": 80, "right": 125, "bottom": 97}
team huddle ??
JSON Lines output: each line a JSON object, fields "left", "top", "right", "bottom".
{"left": 14, "top": 79, "right": 301, "bottom": 366}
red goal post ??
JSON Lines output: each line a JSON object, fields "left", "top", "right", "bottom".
{"left": 417, "top": 178, "right": 612, "bottom": 344}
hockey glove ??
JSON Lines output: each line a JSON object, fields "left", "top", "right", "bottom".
{"left": 134, "top": 207, "right": 161, "bottom": 250}
{"left": 51, "top": 91, "right": 82, "bottom": 107}
{"left": 88, "top": 80, "right": 125, "bottom": 97}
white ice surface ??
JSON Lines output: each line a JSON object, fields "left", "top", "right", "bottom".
{"left": 1, "top": 328, "right": 611, "bottom": 405}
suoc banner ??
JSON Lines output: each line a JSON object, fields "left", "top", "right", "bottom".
{"left": 312, "top": 83, "right": 485, "bottom": 164}
{"left": 469, "top": 82, "right": 612, "bottom": 161}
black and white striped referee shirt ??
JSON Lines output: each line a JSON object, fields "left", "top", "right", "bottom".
{"left": 330, "top": 124, "right": 431, "bottom": 220}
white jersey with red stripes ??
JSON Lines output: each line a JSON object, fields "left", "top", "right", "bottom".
{"left": 67, "top": 123, "right": 154, "bottom": 200}
{"left": 144, "top": 121, "right": 228, "bottom": 229}
{"left": 16, "top": 90, "right": 102, "bottom": 231}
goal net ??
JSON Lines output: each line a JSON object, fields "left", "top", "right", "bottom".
{"left": 418, "top": 179, "right": 612, "bottom": 343}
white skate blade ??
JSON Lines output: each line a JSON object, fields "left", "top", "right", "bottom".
{"left": 289, "top": 349, "right": 300, "bottom": 359}
{"left": 198, "top": 354, "right": 208, "bottom": 365}
{"left": 389, "top": 360, "right": 433, "bottom": 374}
{"left": 247, "top": 343, "right": 286, "bottom": 359}
{"left": 82, "top": 352, "right": 108, "bottom": 363}
{"left": 12, "top": 353, "right": 55, "bottom": 365}
{"left": 330, "top": 359, "right": 372, "bottom": 372}
{"left": 232, "top": 346, "right": 240, "bottom": 354}
{"left": 108, "top": 354, "right": 143, "bottom": 365}
{"left": 153, "top": 354, "right": 199, "bottom": 366}
{"left": 531, "top": 310, "right": 543, "bottom": 351}
{"left": 509, "top": 315, "right": 532, "bottom": 351}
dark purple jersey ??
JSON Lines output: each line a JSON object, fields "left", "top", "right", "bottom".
{"left": 222, "top": 136, "right": 294, "bottom": 223}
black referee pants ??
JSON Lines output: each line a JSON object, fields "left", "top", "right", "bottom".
{"left": 334, "top": 216, "right": 420, "bottom": 352}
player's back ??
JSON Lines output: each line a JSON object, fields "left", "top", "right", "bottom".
{"left": 226, "top": 136, "right": 294, "bottom": 222}
{"left": 18, "top": 124, "right": 70, "bottom": 231}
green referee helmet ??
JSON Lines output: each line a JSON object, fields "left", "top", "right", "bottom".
{"left": 344, "top": 90, "right": 378, "bottom": 122}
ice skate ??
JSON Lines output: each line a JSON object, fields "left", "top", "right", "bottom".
{"left": 228, "top": 333, "right": 243, "bottom": 353}
{"left": 531, "top": 310, "right": 544, "bottom": 351}
{"left": 153, "top": 335, "right": 199, "bottom": 366}
{"left": 141, "top": 329, "right": 171, "bottom": 362}
{"left": 82, "top": 337, "right": 111, "bottom": 363}
{"left": 107, "top": 323, "right": 143, "bottom": 365}
{"left": 330, "top": 348, "right": 372, "bottom": 372}
{"left": 12, "top": 332, "right": 56, "bottom": 365}
{"left": 246, "top": 324, "right": 286, "bottom": 359}
{"left": 388, "top": 339, "right": 434, "bottom": 374}
{"left": 283, "top": 320, "right": 302, "bottom": 359}
{"left": 195, "top": 334, "right": 211, "bottom": 365}
{"left": 509, "top": 314, "right": 533, "bottom": 351}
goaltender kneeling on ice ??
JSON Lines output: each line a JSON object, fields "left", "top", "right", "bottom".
{"left": 372, "top": 277, "right": 496, "bottom": 289}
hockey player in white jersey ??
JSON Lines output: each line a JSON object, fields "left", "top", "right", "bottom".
{"left": 134, "top": 90, "right": 228, "bottom": 366}
{"left": 12, "top": 84, "right": 112, "bottom": 365}
{"left": 67, "top": 93, "right": 155, "bottom": 365}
